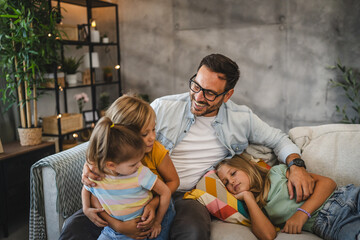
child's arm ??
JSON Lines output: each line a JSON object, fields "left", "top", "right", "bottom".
{"left": 148, "top": 178, "right": 171, "bottom": 239}
{"left": 156, "top": 153, "right": 180, "bottom": 193}
{"left": 90, "top": 194, "right": 153, "bottom": 239}
{"left": 282, "top": 172, "right": 336, "bottom": 234}
{"left": 81, "top": 186, "right": 107, "bottom": 227}
{"left": 235, "top": 191, "right": 277, "bottom": 240}
{"left": 138, "top": 153, "right": 179, "bottom": 229}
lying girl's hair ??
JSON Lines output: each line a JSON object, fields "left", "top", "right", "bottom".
{"left": 105, "top": 94, "right": 156, "bottom": 131}
{"left": 87, "top": 116, "right": 146, "bottom": 173}
{"left": 216, "top": 155, "right": 271, "bottom": 208}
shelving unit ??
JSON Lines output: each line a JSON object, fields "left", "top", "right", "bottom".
{"left": 43, "top": 0, "right": 122, "bottom": 151}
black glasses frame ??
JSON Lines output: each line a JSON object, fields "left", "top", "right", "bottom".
{"left": 189, "top": 74, "right": 229, "bottom": 102}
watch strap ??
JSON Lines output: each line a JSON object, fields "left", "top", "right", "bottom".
{"left": 288, "top": 158, "right": 306, "bottom": 169}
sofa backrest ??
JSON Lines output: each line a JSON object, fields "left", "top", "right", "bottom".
{"left": 289, "top": 124, "right": 360, "bottom": 186}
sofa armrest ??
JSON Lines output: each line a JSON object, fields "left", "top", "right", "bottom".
{"left": 30, "top": 142, "right": 88, "bottom": 240}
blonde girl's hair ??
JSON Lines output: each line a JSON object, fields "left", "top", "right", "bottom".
{"left": 86, "top": 116, "right": 146, "bottom": 173}
{"left": 216, "top": 155, "right": 271, "bottom": 208}
{"left": 105, "top": 94, "right": 156, "bottom": 131}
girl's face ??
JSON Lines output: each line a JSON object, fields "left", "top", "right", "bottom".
{"left": 217, "top": 164, "right": 251, "bottom": 195}
{"left": 141, "top": 118, "right": 156, "bottom": 153}
{"left": 108, "top": 154, "right": 143, "bottom": 176}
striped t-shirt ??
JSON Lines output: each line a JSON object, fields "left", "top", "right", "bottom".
{"left": 85, "top": 164, "right": 157, "bottom": 221}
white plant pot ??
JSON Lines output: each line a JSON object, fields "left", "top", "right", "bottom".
{"left": 102, "top": 37, "right": 109, "bottom": 43}
{"left": 66, "top": 74, "right": 77, "bottom": 86}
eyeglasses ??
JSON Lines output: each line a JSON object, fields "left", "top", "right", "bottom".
{"left": 189, "top": 74, "right": 229, "bottom": 102}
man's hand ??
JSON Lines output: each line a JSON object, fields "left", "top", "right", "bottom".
{"left": 287, "top": 166, "right": 315, "bottom": 202}
{"left": 282, "top": 210, "right": 308, "bottom": 234}
{"left": 83, "top": 207, "right": 108, "bottom": 227}
{"left": 81, "top": 162, "right": 103, "bottom": 187}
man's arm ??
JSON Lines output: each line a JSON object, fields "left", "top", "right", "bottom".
{"left": 285, "top": 154, "right": 315, "bottom": 203}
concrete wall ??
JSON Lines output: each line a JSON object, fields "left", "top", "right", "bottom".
{"left": 118, "top": 0, "right": 360, "bottom": 131}
{"left": 1, "top": 0, "right": 359, "bottom": 143}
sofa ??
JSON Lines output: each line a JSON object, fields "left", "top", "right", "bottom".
{"left": 29, "top": 124, "right": 360, "bottom": 240}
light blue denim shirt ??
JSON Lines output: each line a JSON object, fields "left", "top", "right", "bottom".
{"left": 150, "top": 92, "right": 300, "bottom": 163}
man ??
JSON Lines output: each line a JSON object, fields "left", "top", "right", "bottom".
{"left": 62, "top": 53, "right": 314, "bottom": 240}
{"left": 150, "top": 53, "right": 314, "bottom": 239}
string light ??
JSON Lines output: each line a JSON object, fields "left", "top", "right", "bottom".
{"left": 91, "top": 19, "right": 96, "bottom": 28}
{"left": 114, "top": 65, "right": 120, "bottom": 69}
{"left": 48, "top": 33, "right": 52, "bottom": 37}
{"left": 57, "top": 114, "right": 62, "bottom": 119}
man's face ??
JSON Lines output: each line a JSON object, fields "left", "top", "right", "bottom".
{"left": 190, "top": 65, "right": 234, "bottom": 117}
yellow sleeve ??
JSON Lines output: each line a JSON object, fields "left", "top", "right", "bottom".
{"left": 141, "top": 141, "right": 168, "bottom": 179}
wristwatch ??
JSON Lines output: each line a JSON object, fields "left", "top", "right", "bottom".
{"left": 288, "top": 158, "right": 306, "bottom": 169}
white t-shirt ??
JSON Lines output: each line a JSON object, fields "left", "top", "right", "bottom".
{"left": 170, "top": 116, "right": 228, "bottom": 191}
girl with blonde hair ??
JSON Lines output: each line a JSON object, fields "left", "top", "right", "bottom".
{"left": 216, "top": 155, "right": 360, "bottom": 240}
{"left": 82, "top": 95, "right": 179, "bottom": 239}
{"left": 83, "top": 117, "right": 171, "bottom": 239}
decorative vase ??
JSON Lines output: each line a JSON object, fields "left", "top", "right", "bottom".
{"left": 18, "top": 127, "right": 42, "bottom": 146}
{"left": 66, "top": 74, "right": 77, "bottom": 86}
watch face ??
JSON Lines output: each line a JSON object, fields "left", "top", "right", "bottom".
{"left": 293, "top": 159, "right": 305, "bottom": 167}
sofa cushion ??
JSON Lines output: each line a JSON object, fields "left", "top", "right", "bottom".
{"left": 289, "top": 124, "right": 360, "bottom": 186}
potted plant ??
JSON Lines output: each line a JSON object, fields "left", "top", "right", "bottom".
{"left": 0, "top": 0, "right": 62, "bottom": 146}
{"left": 102, "top": 33, "right": 109, "bottom": 43}
{"left": 62, "top": 56, "right": 83, "bottom": 86}
{"left": 99, "top": 92, "right": 110, "bottom": 116}
{"left": 103, "top": 66, "right": 113, "bottom": 82}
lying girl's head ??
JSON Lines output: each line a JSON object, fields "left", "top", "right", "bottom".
{"left": 87, "top": 116, "right": 146, "bottom": 175}
{"left": 216, "top": 155, "right": 270, "bottom": 208}
{"left": 106, "top": 95, "right": 156, "bottom": 153}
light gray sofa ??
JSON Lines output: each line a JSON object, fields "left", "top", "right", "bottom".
{"left": 29, "top": 124, "right": 360, "bottom": 240}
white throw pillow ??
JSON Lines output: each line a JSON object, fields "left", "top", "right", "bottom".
{"left": 289, "top": 124, "right": 360, "bottom": 186}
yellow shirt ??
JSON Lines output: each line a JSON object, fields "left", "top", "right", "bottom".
{"left": 141, "top": 140, "right": 168, "bottom": 181}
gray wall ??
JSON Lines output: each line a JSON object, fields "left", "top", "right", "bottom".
{"left": 1, "top": 0, "right": 359, "bottom": 143}
{"left": 118, "top": 0, "right": 360, "bottom": 131}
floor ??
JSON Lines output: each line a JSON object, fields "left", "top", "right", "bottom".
{"left": 0, "top": 209, "right": 28, "bottom": 240}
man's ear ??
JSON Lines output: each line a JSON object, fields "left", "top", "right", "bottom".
{"left": 223, "top": 89, "right": 234, "bottom": 103}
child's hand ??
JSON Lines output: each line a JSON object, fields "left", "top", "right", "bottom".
{"left": 148, "top": 222, "right": 161, "bottom": 239}
{"left": 282, "top": 211, "right": 308, "bottom": 234}
{"left": 234, "top": 191, "right": 254, "bottom": 201}
{"left": 83, "top": 207, "right": 108, "bottom": 227}
{"left": 137, "top": 201, "right": 156, "bottom": 230}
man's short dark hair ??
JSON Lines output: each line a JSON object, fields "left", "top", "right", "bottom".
{"left": 197, "top": 53, "right": 240, "bottom": 90}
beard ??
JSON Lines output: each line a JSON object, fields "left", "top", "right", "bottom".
{"left": 189, "top": 92, "right": 223, "bottom": 117}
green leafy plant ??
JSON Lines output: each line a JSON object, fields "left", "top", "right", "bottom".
{"left": 0, "top": 0, "right": 62, "bottom": 128}
{"left": 62, "top": 56, "right": 83, "bottom": 74}
{"left": 329, "top": 60, "right": 360, "bottom": 124}
{"left": 99, "top": 92, "right": 110, "bottom": 111}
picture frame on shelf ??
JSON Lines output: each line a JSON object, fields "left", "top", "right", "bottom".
{"left": 83, "top": 110, "right": 99, "bottom": 127}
